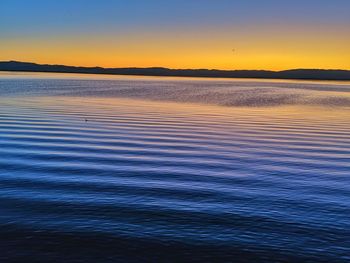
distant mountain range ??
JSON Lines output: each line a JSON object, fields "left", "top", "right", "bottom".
{"left": 1, "top": 61, "right": 350, "bottom": 80}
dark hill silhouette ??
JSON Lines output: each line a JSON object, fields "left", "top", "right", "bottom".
{"left": 1, "top": 61, "right": 350, "bottom": 80}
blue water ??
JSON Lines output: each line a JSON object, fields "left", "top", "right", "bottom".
{"left": 0, "top": 72, "right": 350, "bottom": 262}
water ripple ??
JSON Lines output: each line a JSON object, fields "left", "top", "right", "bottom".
{"left": 0, "top": 74, "right": 350, "bottom": 262}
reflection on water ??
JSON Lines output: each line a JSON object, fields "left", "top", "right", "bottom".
{"left": 0, "top": 72, "right": 350, "bottom": 262}
{"left": 1, "top": 71, "right": 350, "bottom": 107}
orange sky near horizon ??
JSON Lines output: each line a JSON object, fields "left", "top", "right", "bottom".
{"left": 2, "top": 30, "right": 350, "bottom": 71}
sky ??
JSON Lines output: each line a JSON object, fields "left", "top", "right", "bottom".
{"left": 1, "top": 0, "right": 350, "bottom": 70}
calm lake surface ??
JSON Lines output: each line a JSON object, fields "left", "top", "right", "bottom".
{"left": 0, "top": 72, "right": 350, "bottom": 262}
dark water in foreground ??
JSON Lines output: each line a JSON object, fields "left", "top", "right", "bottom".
{"left": 0, "top": 72, "right": 350, "bottom": 262}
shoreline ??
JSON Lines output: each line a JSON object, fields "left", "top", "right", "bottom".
{"left": 1, "top": 61, "right": 350, "bottom": 81}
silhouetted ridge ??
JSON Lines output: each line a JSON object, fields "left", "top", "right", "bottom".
{"left": 1, "top": 61, "right": 350, "bottom": 80}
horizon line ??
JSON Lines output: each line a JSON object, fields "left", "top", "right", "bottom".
{"left": 1, "top": 60, "right": 350, "bottom": 81}
{"left": 2, "top": 60, "right": 350, "bottom": 72}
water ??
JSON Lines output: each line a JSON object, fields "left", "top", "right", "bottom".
{"left": 0, "top": 72, "right": 350, "bottom": 262}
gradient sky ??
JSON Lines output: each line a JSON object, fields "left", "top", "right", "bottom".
{"left": 1, "top": 0, "right": 350, "bottom": 70}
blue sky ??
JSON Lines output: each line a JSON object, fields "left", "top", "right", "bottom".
{"left": 2, "top": 0, "right": 349, "bottom": 36}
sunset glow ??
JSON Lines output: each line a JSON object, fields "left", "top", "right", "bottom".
{"left": 1, "top": 0, "right": 350, "bottom": 70}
